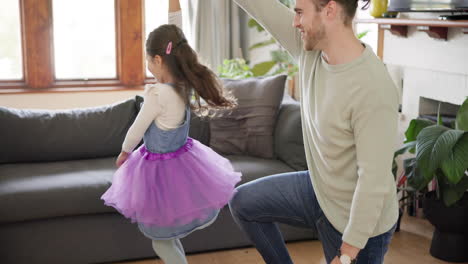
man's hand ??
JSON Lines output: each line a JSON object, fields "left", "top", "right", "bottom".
{"left": 116, "top": 151, "right": 130, "bottom": 168}
{"left": 340, "top": 242, "right": 360, "bottom": 259}
{"left": 331, "top": 256, "right": 341, "bottom": 264}
{"left": 331, "top": 242, "right": 360, "bottom": 264}
{"left": 169, "top": 0, "right": 181, "bottom": 12}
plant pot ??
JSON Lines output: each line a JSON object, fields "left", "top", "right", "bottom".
{"left": 423, "top": 191, "right": 468, "bottom": 262}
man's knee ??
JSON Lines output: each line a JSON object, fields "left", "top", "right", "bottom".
{"left": 228, "top": 184, "right": 251, "bottom": 218}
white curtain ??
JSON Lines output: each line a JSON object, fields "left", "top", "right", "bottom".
{"left": 180, "top": 0, "right": 242, "bottom": 71}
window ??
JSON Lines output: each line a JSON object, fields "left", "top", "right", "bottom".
{"left": 53, "top": 0, "right": 116, "bottom": 79}
{"left": 1, "top": 0, "right": 146, "bottom": 91}
{"left": 145, "top": 0, "right": 168, "bottom": 38}
{"left": 0, "top": 0, "right": 23, "bottom": 80}
{"left": 145, "top": 0, "right": 168, "bottom": 77}
{"left": 354, "top": 3, "right": 379, "bottom": 54}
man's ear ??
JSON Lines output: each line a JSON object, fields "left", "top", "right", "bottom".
{"left": 324, "top": 0, "right": 339, "bottom": 21}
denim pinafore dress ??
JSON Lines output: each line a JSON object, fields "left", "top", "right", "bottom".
{"left": 137, "top": 107, "right": 220, "bottom": 240}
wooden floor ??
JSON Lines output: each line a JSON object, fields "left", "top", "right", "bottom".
{"left": 117, "top": 214, "right": 453, "bottom": 264}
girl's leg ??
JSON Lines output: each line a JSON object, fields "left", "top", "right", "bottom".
{"left": 151, "top": 239, "right": 188, "bottom": 264}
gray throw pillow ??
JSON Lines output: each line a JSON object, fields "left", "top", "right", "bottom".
{"left": 0, "top": 97, "right": 139, "bottom": 164}
{"left": 189, "top": 114, "right": 211, "bottom": 146}
{"left": 274, "top": 98, "right": 307, "bottom": 171}
{"left": 209, "top": 75, "right": 286, "bottom": 158}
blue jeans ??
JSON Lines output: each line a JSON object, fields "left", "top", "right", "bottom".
{"left": 228, "top": 171, "right": 396, "bottom": 264}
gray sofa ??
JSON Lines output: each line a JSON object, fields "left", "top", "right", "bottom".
{"left": 0, "top": 87, "right": 316, "bottom": 264}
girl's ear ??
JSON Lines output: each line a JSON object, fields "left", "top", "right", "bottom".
{"left": 154, "top": 55, "right": 162, "bottom": 66}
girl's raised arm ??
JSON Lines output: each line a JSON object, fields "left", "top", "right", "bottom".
{"left": 168, "top": 0, "right": 182, "bottom": 28}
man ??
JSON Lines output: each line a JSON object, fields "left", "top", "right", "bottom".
{"left": 228, "top": 0, "right": 399, "bottom": 263}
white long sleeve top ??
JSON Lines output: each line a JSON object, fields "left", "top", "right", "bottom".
{"left": 122, "top": 11, "right": 186, "bottom": 153}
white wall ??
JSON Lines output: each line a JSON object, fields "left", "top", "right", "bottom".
{"left": 0, "top": 90, "right": 142, "bottom": 110}
{"left": 383, "top": 13, "right": 468, "bottom": 124}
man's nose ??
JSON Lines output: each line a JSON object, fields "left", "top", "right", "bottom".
{"left": 293, "top": 19, "right": 300, "bottom": 28}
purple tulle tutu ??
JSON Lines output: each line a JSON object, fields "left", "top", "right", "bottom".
{"left": 101, "top": 138, "right": 242, "bottom": 227}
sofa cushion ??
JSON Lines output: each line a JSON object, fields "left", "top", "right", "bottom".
{"left": 0, "top": 97, "right": 138, "bottom": 164}
{"left": 226, "top": 155, "right": 294, "bottom": 185}
{"left": 209, "top": 75, "right": 286, "bottom": 159}
{"left": 0, "top": 158, "right": 116, "bottom": 224}
{"left": 0, "top": 155, "right": 293, "bottom": 224}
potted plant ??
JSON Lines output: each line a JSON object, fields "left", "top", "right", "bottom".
{"left": 393, "top": 97, "right": 468, "bottom": 262}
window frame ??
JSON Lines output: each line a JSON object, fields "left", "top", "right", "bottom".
{"left": 0, "top": 0, "right": 148, "bottom": 93}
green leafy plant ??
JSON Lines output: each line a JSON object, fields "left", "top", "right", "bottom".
{"left": 356, "top": 30, "right": 370, "bottom": 40}
{"left": 245, "top": 19, "right": 298, "bottom": 78}
{"left": 220, "top": 0, "right": 297, "bottom": 79}
{"left": 393, "top": 98, "right": 468, "bottom": 207}
{"left": 218, "top": 58, "right": 254, "bottom": 79}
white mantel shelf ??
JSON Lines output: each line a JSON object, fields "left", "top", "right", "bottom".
{"left": 355, "top": 18, "right": 468, "bottom": 40}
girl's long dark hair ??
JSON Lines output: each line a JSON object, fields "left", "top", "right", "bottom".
{"left": 146, "top": 24, "right": 237, "bottom": 117}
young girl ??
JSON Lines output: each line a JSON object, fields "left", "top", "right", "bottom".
{"left": 101, "top": 1, "right": 241, "bottom": 263}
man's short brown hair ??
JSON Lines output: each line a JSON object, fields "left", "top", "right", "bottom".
{"left": 312, "top": 0, "right": 370, "bottom": 25}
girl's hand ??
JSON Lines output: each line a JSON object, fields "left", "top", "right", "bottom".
{"left": 116, "top": 152, "right": 130, "bottom": 168}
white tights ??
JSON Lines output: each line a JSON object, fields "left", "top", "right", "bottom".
{"left": 152, "top": 239, "right": 188, "bottom": 264}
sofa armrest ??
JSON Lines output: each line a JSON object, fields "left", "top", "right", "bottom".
{"left": 274, "top": 96, "right": 307, "bottom": 171}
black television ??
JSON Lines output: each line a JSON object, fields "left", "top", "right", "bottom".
{"left": 388, "top": 0, "right": 468, "bottom": 12}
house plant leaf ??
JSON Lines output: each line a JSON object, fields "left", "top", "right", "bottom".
{"left": 405, "top": 158, "right": 432, "bottom": 190}
{"left": 431, "top": 129, "right": 464, "bottom": 166}
{"left": 415, "top": 125, "right": 450, "bottom": 182}
{"left": 251, "top": 61, "right": 276, "bottom": 77}
{"left": 404, "top": 119, "right": 434, "bottom": 143}
{"left": 392, "top": 141, "right": 417, "bottom": 177}
{"left": 248, "top": 19, "right": 265, "bottom": 32}
{"left": 440, "top": 132, "right": 468, "bottom": 184}
{"left": 356, "top": 30, "right": 370, "bottom": 39}
{"left": 438, "top": 172, "right": 468, "bottom": 207}
{"left": 249, "top": 38, "right": 276, "bottom": 51}
{"left": 218, "top": 59, "right": 253, "bottom": 79}
{"left": 455, "top": 97, "right": 468, "bottom": 131}
{"left": 394, "top": 141, "right": 417, "bottom": 157}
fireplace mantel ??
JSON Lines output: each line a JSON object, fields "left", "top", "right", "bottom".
{"left": 355, "top": 18, "right": 468, "bottom": 40}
